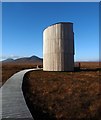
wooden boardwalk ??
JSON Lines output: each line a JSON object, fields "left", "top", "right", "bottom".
{"left": 0, "top": 69, "right": 39, "bottom": 119}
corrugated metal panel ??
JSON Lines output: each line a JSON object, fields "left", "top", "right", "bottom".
{"left": 43, "top": 22, "right": 74, "bottom": 71}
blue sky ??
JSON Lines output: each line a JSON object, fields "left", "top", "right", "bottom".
{"left": 2, "top": 2, "right": 99, "bottom": 61}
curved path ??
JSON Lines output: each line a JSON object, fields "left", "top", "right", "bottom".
{"left": 0, "top": 68, "right": 40, "bottom": 119}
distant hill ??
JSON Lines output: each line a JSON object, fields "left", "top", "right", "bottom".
{"left": 3, "top": 58, "right": 14, "bottom": 63}
{"left": 2, "top": 56, "right": 43, "bottom": 65}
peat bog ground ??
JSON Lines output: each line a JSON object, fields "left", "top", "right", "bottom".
{"left": 22, "top": 62, "right": 101, "bottom": 120}
{"left": 1, "top": 62, "right": 101, "bottom": 120}
{"left": 1, "top": 62, "right": 42, "bottom": 86}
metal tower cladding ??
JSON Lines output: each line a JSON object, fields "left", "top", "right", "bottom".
{"left": 43, "top": 22, "right": 74, "bottom": 71}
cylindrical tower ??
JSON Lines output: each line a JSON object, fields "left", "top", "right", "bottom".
{"left": 43, "top": 22, "right": 74, "bottom": 71}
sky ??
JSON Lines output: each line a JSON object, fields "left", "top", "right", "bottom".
{"left": 2, "top": 0, "right": 100, "bottom": 2}
{"left": 2, "top": 2, "right": 99, "bottom": 61}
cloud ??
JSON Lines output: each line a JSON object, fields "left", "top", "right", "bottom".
{"left": 0, "top": 55, "right": 22, "bottom": 61}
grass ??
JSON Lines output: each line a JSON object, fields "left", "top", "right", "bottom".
{"left": 22, "top": 62, "right": 101, "bottom": 120}
{"left": 1, "top": 62, "right": 42, "bottom": 86}
{"left": 1, "top": 62, "right": 101, "bottom": 119}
